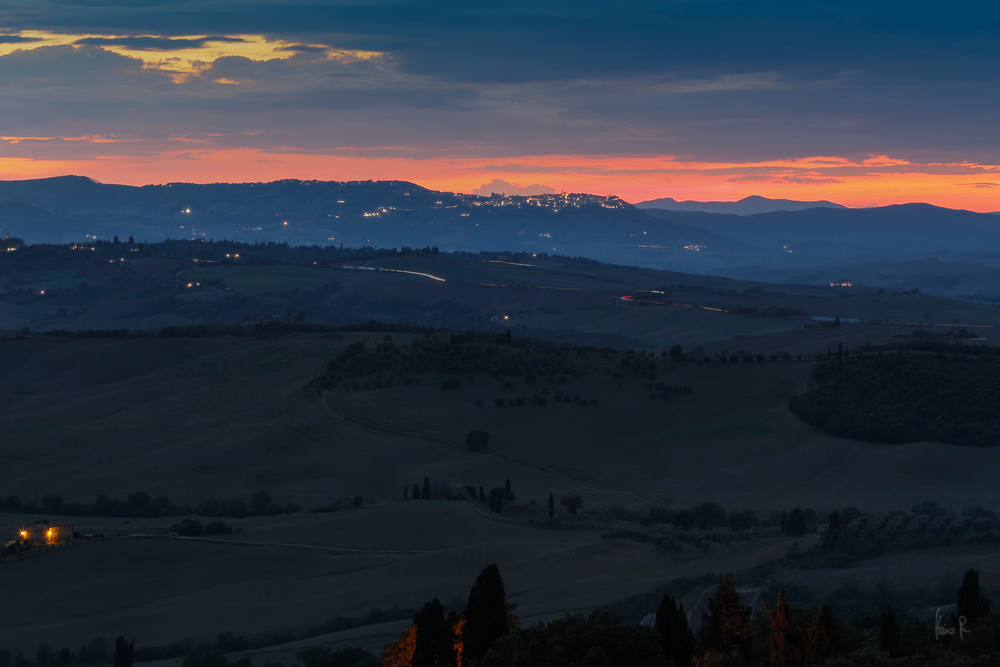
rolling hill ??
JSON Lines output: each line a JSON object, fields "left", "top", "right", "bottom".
{"left": 4, "top": 177, "right": 1000, "bottom": 284}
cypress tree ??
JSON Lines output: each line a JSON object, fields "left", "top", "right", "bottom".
{"left": 504, "top": 479, "right": 512, "bottom": 500}
{"left": 675, "top": 603, "right": 695, "bottom": 667}
{"left": 403, "top": 487, "right": 409, "bottom": 500}
{"left": 655, "top": 593, "right": 679, "bottom": 661}
{"left": 880, "top": 607, "right": 901, "bottom": 658}
{"left": 804, "top": 605, "right": 839, "bottom": 666}
{"left": 463, "top": 564, "right": 510, "bottom": 663}
{"left": 489, "top": 488, "right": 504, "bottom": 514}
{"left": 822, "top": 512, "right": 840, "bottom": 551}
{"left": 764, "top": 591, "right": 799, "bottom": 667}
{"left": 412, "top": 599, "right": 456, "bottom": 667}
{"left": 479, "top": 486, "right": 486, "bottom": 503}
{"left": 113, "top": 638, "right": 133, "bottom": 667}
{"left": 548, "top": 493, "right": 554, "bottom": 519}
{"left": 783, "top": 507, "right": 807, "bottom": 536}
{"left": 697, "top": 574, "right": 752, "bottom": 661}
{"left": 957, "top": 568, "right": 992, "bottom": 625}
{"left": 422, "top": 477, "right": 431, "bottom": 500}
{"left": 413, "top": 483, "right": 421, "bottom": 500}
{"left": 655, "top": 594, "right": 695, "bottom": 667}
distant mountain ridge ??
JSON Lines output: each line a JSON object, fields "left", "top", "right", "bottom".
{"left": 2, "top": 176, "right": 1000, "bottom": 278}
{"left": 634, "top": 194, "right": 847, "bottom": 215}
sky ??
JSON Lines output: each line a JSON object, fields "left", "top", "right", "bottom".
{"left": 0, "top": 1, "right": 998, "bottom": 210}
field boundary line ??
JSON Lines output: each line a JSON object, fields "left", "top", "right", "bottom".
{"left": 138, "top": 534, "right": 438, "bottom": 555}
{"left": 322, "top": 393, "right": 645, "bottom": 501}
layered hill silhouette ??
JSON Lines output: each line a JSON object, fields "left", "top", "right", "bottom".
{"left": 633, "top": 194, "right": 846, "bottom": 215}
{"left": 2, "top": 176, "right": 1000, "bottom": 276}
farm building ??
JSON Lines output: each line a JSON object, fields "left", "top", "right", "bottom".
{"left": 20, "top": 521, "right": 73, "bottom": 546}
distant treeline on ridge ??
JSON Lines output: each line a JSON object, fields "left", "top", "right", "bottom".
{"left": 0, "top": 489, "right": 299, "bottom": 519}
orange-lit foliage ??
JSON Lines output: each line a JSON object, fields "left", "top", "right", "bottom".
{"left": 379, "top": 616, "right": 465, "bottom": 667}
{"left": 379, "top": 625, "right": 416, "bottom": 667}
{"left": 452, "top": 615, "right": 465, "bottom": 667}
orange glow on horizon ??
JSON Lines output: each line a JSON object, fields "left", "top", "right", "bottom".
{"left": 0, "top": 150, "right": 997, "bottom": 211}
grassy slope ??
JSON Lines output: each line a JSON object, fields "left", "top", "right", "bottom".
{"left": 0, "top": 501, "right": 793, "bottom": 654}
{"left": 3, "top": 501, "right": 997, "bottom": 659}
{"left": 0, "top": 335, "right": 573, "bottom": 508}
{"left": 3, "top": 335, "right": 1000, "bottom": 515}
{"left": 328, "top": 346, "right": 1000, "bottom": 513}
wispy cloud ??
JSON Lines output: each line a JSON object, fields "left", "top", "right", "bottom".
{"left": 74, "top": 35, "right": 248, "bottom": 51}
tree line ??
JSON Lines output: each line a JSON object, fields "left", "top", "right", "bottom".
{"left": 789, "top": 352, "right": 1000, "bottom": 446}
{"left": 0, "top": 490, "right": 300, "bottom": 519}
{"left": 381, "top": 565, "right": 1000, "bottom": 666}
{"left": 0, "top": 606, "right": 413, "bottom": 667}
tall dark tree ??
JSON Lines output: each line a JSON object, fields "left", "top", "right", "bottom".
{"left": 463, "top": 564, "right": 511, "bottom": 664}
{"left": 697, "top": 574, "right": 752, "bottom": 662}
{"left": 674, "top": 603, "right": 695, "bottom": 667}
{"left": 548, "top": 493, "right": 555, "bottom": 519}
{"left": 479, "top": 486, "right": 486, "bottom": 503}
{"left": 957, "top": 568, "right": 992, "bottom": 625}
{"left": 822, "top": 512, "right": 841, "bottom": 551}
{"left": 764, "top": 591, "right": 799, "bottom": 667}
{"left": 412, "top": 599, "right": 456, "bottom": 667}
{"left": 412, "top": 483, "right": 421, "bottom": 500}
{"left": 804, "top": 605, "right": 839, "bottom": 667}
{"left": 879, "top": 607, "right": 901, "bottom": 658}
{"left": 783, "top": 507, "right": 807, "bottom": 536}
{"left": 422, "top": 477, "right": 431, "bottom": 500}
{"left": 249, "top": 489, "right": 273, "bottom": 516}
{"left": 113, "top": 638, "right": 133, "bottom": 667}
{"left": 35, "top": 644, "right": 52, "bottom": 667}
{"left": 654, "top": 594, "right": 694, "bottom": 667}
{"left": 489, "top": 488, "right": 504, "bottom": 514}
{"left": 403, "top": 487, "right": 409, "bottom": 500}
{"left": 559, "top": 494, "right": 583, "bottom": 514}
{"left": 655, "top": 594, "right": 679, "bottom": 661}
